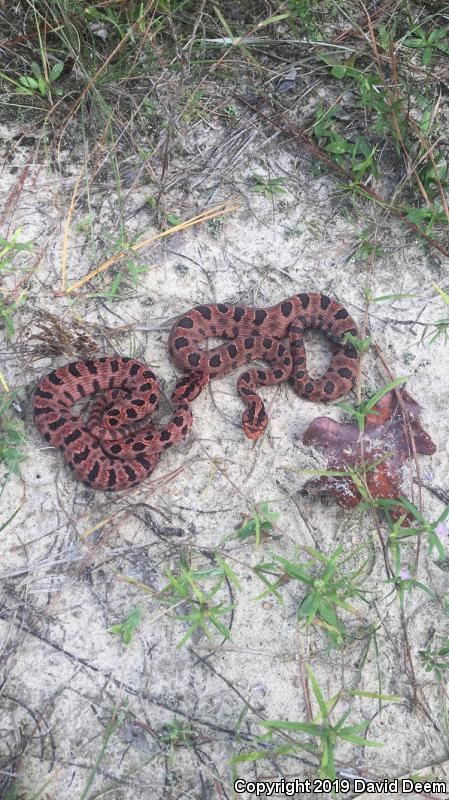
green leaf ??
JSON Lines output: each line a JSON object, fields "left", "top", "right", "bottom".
{"left": 176, "top": 621, "right": 199, "bottom": 648}
{"left": 322, "top": 544, "right": 343, "bottom": 581}
{"left": 411, "top": 580, "right": 435, "bottom": 598}
{"left": 339, "top": 730, "right": 383, "bottom": 747}
{"left": 423, "top": 46, "right": 433, "bottom": 66}
{"left": 364, "top": 376, "right": 409, "bottom": 413}
{"left": 108, "top": 271, "right": 123, "bottom": 298}
{"left": 299, "top": 592, "right": 321, "bottom": 623}
{"left": 393, "top": 496, "right": 424, "bottom": 524}
{"left": 367, "top": 292, "right": 416, "bottom": 302}
{"left": 230, "top": 748, "right": 275, "bottom": 764}
{"left": 318, "top": 599, "right": 340, "bottom": 630}
{"left": 19, "top": 76, "right": 38, "bottom": 89}
{"left": 405, "top": 207, "right": 433, "bottom": 223}
{"left": 214, "top": 5, "right": 234, "bottom": 38}
{"left": 331, "top": 65, "right": 347, "bottom": 79}
{"left": 49, "top": 61, "right": 64, "bottom": 82}
{"left": 257, "top": 12, "right": 291, "bottom": 27}
{"left": 305, "top": 663, "right": 328, "bottom": 717}
{"left": 403, "top": 37, "right": 426, "bottom": 48}
{"left": 108, "top": 608, "right": 141, "bottom": 645}
{"left": 347, "top": 689, "right": 402, "bottom": 701}
{"left": 434, "top": 283, "right": 449, "bottom": 307}
{"left": 215, "top": 555, "right": 241, "bottom": 589}
{"left": 261, "top": 719, "right": 321, "bottom": 735}
{"left": 326, "top": 138, "right": 350, "bottom": 154}
{"left": 31, "top": 61, "right": 42, "bottom": 79}
{"left": 274, "top": 555, "right": 312, "bottom": 584}
{"left": 166, "top": 213, "right": 182, "bottom": 226}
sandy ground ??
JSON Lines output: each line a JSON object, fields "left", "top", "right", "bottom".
{"left": 1, "top": 112, "right": 449, "bottom": 799}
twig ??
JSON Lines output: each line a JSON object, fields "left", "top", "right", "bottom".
{"left": 63, "top": 200, "right": 239, "bottom": 294}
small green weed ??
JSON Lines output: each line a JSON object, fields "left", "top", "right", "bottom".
{"left": 286, "top": 0, "right": 321, "bottom": 37}
{"left": 108, "top": 608, "right": 141, "bottom": 645}
{"left": 304, "top": 456, "right": 391, "bottom": 511}
{"left": 379, "top": 496, "right": 449, "bottom": 561}
{"left": 403, "top": 25, "right": 449, "bottom": 66}
{"left": 157, "top": 717, "right": 198, "bottom": 780}
{"left": 236, "top": 502, "right": 280, "bottom": 545}
{"left": 419, "top": 638, "right": 449, "bottom": 679}
{"left": 207, "top": 216, "right": 224, "bottom": 238}
{"left": 351, "top": 232, "right": 384, "bottom": 261}
{"left": 85, "top": 2, "right": 147, "bottom": 38}
{"left": 0, "top": 228, "right": 32, "bottom": 270}
{"left": 105, "top": 257, "right": 153, "bottom": 300}
{"left": 166, "top": 212, "right": 182, "bottom": 226}
{"left": 224, "top": 104, "right": 238, "bottom": 120}
{"left": 159, "top": 555, "right": 239, "bottom": 648}
{"left": 232, "top": 663, "right": 392, "bottom": 780}
{"left": 313, "top": 44, "right": 449, "bottom": 245}
{"left": 159, "top": 717, "right": 197, "bottom": 748}
{"left": 254, "top": 544, "right": 368, "bottom": 647}
{"left": 385, "top": 565, "right": 434, "bottom": 609}
{"left": 0, "top": 293, "right": 27, "bottom": 340}
{"left": 146, "top": 197, "right": 183, "bottom": 227}
{"left": 313, "top": 103, "right": 378, "bottom": 180}
{"left": 335, "top": 377, "right": 408, "bottom": 433}
{"left": 76, "top": 215, "right": 94, "bottom": 234}
{"left": 424, "top": 284, "right": 449, "bottom": 344}
{"left": 19, "top": 60, "right": 64, "bottom": 100}
{"left": 250, "top": 174, "right": 288, "bottom": 199}
{"left": 404, "top": 204, "right": 448, "bottom": 233}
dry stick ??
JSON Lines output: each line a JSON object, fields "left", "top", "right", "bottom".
{"left": 233, "top": 94, "right": 449, "bottom": 260}
{"left": 63, "top": 201, "right": 239, "bottom": 294}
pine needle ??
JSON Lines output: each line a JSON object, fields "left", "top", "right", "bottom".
{"left": 64, "top": 200, "right": 239, "bottom": 295}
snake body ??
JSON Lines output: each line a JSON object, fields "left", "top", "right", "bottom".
{"left": 33, "top": 292, "right": 359, "bottom": 490}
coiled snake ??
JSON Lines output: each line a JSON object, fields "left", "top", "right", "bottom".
{"left": 33, "top": 292, "right": 359, "bottom": 490}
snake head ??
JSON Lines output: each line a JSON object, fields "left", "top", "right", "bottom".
{"left": 242, "top": 403, "right": 268, "bottom": 440}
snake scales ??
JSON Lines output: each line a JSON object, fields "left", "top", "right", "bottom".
{"left": 33, "top": 292, "right": 359, "bottom": 490}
